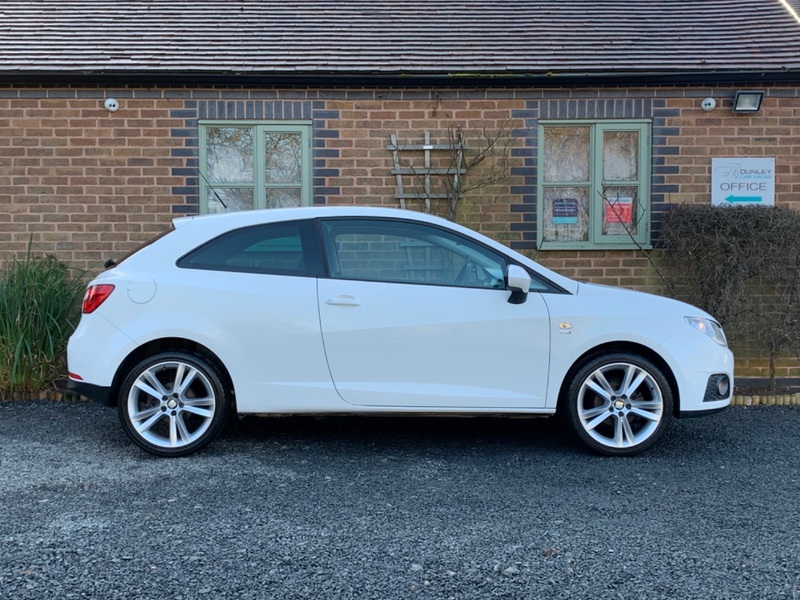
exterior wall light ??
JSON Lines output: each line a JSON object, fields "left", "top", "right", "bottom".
{"left": 732, "top": 91, "right": 764, "bottom": 113}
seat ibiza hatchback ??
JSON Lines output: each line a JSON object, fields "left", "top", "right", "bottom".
{"left": 68, "top": 206, "right": 733, "bottom": 457}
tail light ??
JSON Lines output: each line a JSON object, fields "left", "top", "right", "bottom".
{"left": 82, "top": 284, "right": 115, "bottom": 314}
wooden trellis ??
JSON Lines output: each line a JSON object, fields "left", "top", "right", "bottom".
{"left": 386, "top": 131, "right": 467, "bottom": 211}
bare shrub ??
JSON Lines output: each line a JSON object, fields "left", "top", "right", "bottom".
{"left": 389, "top": 122, "right": 516, "bottom": 223}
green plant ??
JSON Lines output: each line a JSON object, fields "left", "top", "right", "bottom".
{"left": 0, "top": 245, "right": 85, "bottom": 395}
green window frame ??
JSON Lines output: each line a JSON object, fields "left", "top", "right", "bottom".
{"left": 199, "top": 121, "right": 313, "bottom": 213}
{"left": 537, "top": 120, "right": 651, "bottom": 249}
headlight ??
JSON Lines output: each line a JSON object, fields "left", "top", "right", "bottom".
{"left": 686, "top": 317, "right": 728, "bottom": 346}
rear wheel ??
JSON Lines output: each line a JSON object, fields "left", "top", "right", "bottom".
{"left": 565, "top": 353, "right": 672, "bottom": 456}
{"left": 118, "top": 351, "right": 230, "bottom": 457}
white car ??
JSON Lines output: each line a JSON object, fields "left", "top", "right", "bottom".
{"left": 67, "top": 207, "right": 733, "bottom": 457}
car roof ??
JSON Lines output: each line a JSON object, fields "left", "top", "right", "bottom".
{"left": 173, "top": 205, "right": 452, "bottom": 229}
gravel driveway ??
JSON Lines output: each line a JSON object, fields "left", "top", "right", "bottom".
{"left": 1, "top": 400, "right": 799, "bottom": 599}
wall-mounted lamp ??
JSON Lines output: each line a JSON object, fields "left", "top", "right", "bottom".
{"left": 732, "top": 90, "right": 764, "bottom": 113}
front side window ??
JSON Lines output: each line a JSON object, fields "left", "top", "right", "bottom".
{"left": 199, "top": 121, "right": 312, "bottom": 213}
{"left": 320, "top": 219, "right": 508, "bottom": 290}
{"left": 177, "top": 220, "right": 322, "bottom": 276}
{"left": 538, "top": 120, "right": 651, "bottom": 249}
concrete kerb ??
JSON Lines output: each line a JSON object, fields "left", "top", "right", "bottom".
{"left": 731, "top": 392, "right": 800, "bottom": 406}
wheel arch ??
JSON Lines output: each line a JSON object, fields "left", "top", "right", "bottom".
{"left": 556, "top": 341, "right": 680, "bottom": 417}
{"left": 108, "top": 337, "right": 236, "bottom": 411}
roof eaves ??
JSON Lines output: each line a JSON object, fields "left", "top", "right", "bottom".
{"left": 1, "top": 67, "right": 799, "bottom": 88}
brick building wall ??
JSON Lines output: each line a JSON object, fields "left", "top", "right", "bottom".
{"left": 1, "top": 84, "right": 799, "bottom": 377}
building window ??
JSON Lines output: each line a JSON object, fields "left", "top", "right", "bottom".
{"left": 199, "top": 121, "right": 312, "bottom": 213}
{"left": 537, "top": 120, "right": 651, "bottom": 249}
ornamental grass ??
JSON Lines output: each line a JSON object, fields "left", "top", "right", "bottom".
{"left": 0, "top": 245, "right": 85, "bottom": 395}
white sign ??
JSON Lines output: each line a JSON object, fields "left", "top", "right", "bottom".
{"left": 711, "top": 158, "right": 775, "bottom": 206}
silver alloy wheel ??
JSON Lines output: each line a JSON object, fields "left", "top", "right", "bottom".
{"left": 576, "top": 361, "right": 664, "bottom": 450}
{"left": 125, "top": 360, "right": 217, "bottom": 450}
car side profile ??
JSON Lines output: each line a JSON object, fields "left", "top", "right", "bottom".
{"left": 67, "top": 206, "right": 733, "bottom": 457}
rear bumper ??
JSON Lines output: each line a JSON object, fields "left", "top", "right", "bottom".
{"left": 66, "top": 378, "right": 113, "bottom": 406}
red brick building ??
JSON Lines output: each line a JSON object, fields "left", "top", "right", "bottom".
{"left": 1, "top": 0, "right": 799, "bottom": 377}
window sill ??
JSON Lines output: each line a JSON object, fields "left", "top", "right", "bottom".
{"left": 537, "top": 242, "right": 653, "bottom": 251}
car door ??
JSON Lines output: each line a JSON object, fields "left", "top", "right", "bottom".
{"left": 317, "top": 218, "right": 552, "bottom": 409}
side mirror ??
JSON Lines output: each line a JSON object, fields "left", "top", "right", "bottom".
{"left": 506, "top": 264, "right": 531, "bottom": 305}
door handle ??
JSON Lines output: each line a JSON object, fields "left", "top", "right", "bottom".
{"left": 325, "top": 295, "right": 361, "bottom": 307}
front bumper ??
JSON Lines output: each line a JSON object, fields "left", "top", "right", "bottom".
{"left": 658, "top": 322, "right": 734, "bottom": 417}
{"left": 679, "top": 405, "right": 729, "bottom": 418}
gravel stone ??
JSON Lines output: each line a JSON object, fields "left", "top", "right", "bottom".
{"left": 1, "top": 401, "right": 799, "bottom": 599}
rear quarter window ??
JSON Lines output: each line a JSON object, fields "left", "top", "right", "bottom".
{"left": 176, "top": 219, "right": 323, "bottom": 277}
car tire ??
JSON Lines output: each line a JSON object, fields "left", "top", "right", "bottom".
{"left": 565, "top": 353, "right": 673, "bottom": 457}
{"left": 118, "top": 351, "right": 230, "bottom": 457}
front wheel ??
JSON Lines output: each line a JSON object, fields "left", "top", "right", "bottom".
{"left": 565, "top": 353, "right": 673, "bottom": 456}
{"left": 118, "top": 351, "right": 230, "bottom": 457}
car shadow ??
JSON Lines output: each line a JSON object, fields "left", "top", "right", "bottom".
{"left": 220, "top": 413, "right": 577, "bottom": 456}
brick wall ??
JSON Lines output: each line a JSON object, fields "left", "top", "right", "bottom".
{"left": 2, "top": 85, "right": 798, "bottom": 271}
{"left": 1, "top": 84, "right": 799, "bottom": 377}
{"left": 0, "top": 90, "right": 187, "bottom": 270}
{"left": 657, "top": 91, "right": 800, "bottom": 211}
